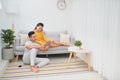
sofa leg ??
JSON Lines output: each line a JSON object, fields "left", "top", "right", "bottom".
{"left": 46, "top": 54, "right": 48, "bottom": 57}
{"left": 16, "top": 55, "right": 19, "bottom": 62}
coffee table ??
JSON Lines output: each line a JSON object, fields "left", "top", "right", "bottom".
{"left": 67, "top": 46, "right": 91, "bottom": 71}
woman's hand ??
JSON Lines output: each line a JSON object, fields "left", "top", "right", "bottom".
{"left": 33, "top": 46, "right": 39, "bottom": 49}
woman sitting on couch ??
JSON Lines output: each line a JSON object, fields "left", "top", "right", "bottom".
{"left": 34, "top": 23, "right": 69, "bottom": 50}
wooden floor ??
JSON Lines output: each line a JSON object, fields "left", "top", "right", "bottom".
{"left": 2, "top": 61, "right": 89, "bottom": 78}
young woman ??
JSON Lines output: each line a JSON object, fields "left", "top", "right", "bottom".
{"left": 34, "top": 23, "right": 70, "bottom": 49}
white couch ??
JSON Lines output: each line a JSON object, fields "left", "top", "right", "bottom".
{"left": 14, "top": 30, "right": 75, "bottom": 61}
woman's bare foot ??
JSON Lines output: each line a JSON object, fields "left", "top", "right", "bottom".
{"left": 31, "top": 66, "right": 39, "bottom": 73}
{"left": 62, "top": 42, "right": 70, "bottom": 46}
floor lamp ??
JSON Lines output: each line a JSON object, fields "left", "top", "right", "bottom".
{"left": 6, "top": 5, "right": 18, "bottom": 31}
{"left": 6, "top": 5, "right": 18, "bottom": 62}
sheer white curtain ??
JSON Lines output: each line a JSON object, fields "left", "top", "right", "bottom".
{"left": 70, "top": 0, "right": 120, "bottom": 80}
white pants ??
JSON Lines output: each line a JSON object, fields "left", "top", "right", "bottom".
{"left": 23, "top": 48, "right": 49, "bottom": 67}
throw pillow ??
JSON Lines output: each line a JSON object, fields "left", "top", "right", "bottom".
{"left": 60, "top": 33, "right": 70, "bottom": 43}
{"left": 19, "top": 34, "right": 28, "bottom": 46}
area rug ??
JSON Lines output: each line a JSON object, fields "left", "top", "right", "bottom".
{"left": 1, "top": 61, "right": 88, "bottom": 78}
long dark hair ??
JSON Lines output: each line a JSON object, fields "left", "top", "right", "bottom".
{"left": 34, "top": 23, "right": 44, "bottom": 31}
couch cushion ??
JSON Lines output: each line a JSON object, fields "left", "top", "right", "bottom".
{"left": 45, "top": 31, "right": 67, "bottom": 41}
{"left": 37, "top": 49, "right": 69, "bottom": 55}
{"left": 18, "top": 30, "right": 67, "bottom": 42}
{"left": 60, "top": 33, "right": 70, "bottom": 43}
{"left": 48, "top": 46, "right": 68, "bottom": 51}
{"left": 19, "top": 34, "right": 29, "bottom": 46}
{"left": 15, "top": 46, "right": 25, "bottom": 52}
{"left": 15, "top": 46, "right": 68, "bottom": 52}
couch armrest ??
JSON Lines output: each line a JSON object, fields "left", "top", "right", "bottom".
{"left": 70, "top": 37, "right": 75, "bottom": 45}
{"left": 14, "top": 37, "right": 20, "bottom": 47}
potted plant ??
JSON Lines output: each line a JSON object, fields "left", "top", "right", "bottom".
{"left": 74, "top": 40, "right": 82, "bottom": 49}
{"left": 1, "top": 29, "right": 15, "bottom": 60}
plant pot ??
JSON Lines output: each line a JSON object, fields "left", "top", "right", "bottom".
{"left": 2, "top": 48, "right": 14, "bottom": 60}
{"left": 74, "top": 46, "right": 81, "bottom": 50}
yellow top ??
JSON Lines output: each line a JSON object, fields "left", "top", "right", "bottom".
{"left": 35, "top": 31, "right": 49, "bottom": 45}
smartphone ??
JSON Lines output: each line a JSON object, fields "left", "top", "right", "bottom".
{"left": 45, "top": 41, "right": 50, "bottom": 46}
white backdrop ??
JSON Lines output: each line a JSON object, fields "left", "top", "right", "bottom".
{"left": 0, "top": 0, "right": 72, "bottom": 60}
{"left": 0, "top": 0, "right": 72, "bottom": 35}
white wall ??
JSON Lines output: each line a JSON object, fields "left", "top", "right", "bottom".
{"left": 0, "top": 0, "right": 72, "bottom": 35}
{"left": 70, "top": 0, "right": 120, "bottom": 80}
{"left": 0, "top": 0, "right": 72, "bottom": 60}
